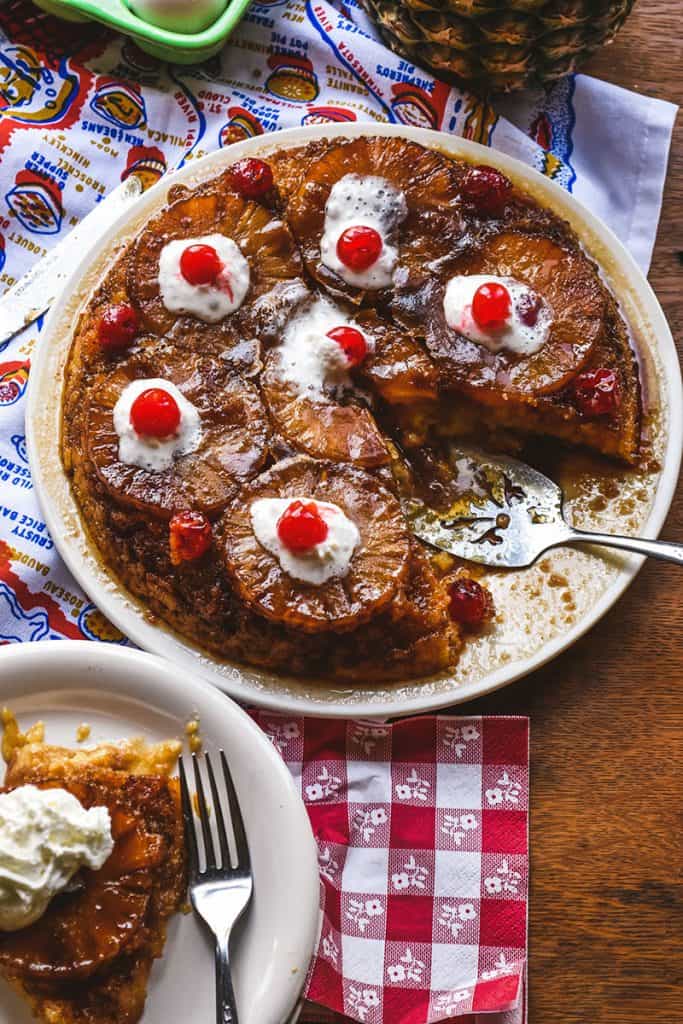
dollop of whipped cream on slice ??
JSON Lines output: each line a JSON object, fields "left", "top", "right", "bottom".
{"left": 250, "top": 497, "right": 360, "bottom": 586}
{"left": 278, "top": 295, "right": 371, "bottom": 399}
{"left": 113, "top": 377, "right": 201, "bottom": 472}
{"left": 158, "top": 233, "right": 250, "bottom": 322}
{"left": 443, "top": 274, "right": 552, "bottom": 356}
{"left": 321, "top": 174, "right": 407, "bottom": 290}
{"left": 0, "top": 785, "right": 113, "bottom": 932}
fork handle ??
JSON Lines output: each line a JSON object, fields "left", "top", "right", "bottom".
{"left": 215, "top": 936, "right": 239, "bottom": 1024}
{"left": 566, "top": 529, "right": 683, "bottom": 566}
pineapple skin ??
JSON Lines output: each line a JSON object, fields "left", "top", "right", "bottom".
{"left": 359, "top": 0, "right": 635, "bottom": 94}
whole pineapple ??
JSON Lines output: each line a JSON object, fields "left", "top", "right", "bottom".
{"left": 360, "top": 0, "right": 635, "bottom": 93}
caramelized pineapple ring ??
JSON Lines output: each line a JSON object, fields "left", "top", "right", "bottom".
{"left": 262, "top": 353, "right": 389, "bottom": 467}
{"left": 0, "top": 777, "right": 171, "bottom": 982}
{"left": 426, "top": 231, "right": 606, "bottom": 399}
{"left": 220, "top": 457, "right": 410, "bottom": 634}
{"left": 356, "top": 310, "right": 439, "bottom": 406}
{"left": 286, "top": 136, "right": 465, "bottom": 302}
{"left": 86, "top": 348, "right": 268, "bottom": 518}
{"left": 128, "top": 174, "right": 302, "bottom": 334}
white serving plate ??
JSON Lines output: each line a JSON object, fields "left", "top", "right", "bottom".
{"left": 0, "top": 641, "right": 319, "bottom": 1024}
{"left": 27, "top": 124, "right": 682, "bottom": 717}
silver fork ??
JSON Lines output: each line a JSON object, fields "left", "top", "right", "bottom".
{"left": 179, "top": 752, "right": 253, "bottom": 1024}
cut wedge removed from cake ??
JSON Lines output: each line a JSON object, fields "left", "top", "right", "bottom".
{"left": 0, "top": 717, "right": 186, "bottom": 1024}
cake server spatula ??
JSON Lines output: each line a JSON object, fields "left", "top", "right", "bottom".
{"left": 402, "top": 445, "right": 683, "bottom": 568}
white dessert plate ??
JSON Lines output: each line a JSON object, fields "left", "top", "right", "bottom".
{"left": 0, "top": 641, "right": 319, "bottom": 1024}
{"left": 26, "top": 123, "right": 682, "bottom": 717}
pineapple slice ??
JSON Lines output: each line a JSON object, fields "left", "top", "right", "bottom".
{"left": 128, "top": 173, "right": 302, "bottom": 334}
{"left": 163, "top": 315, "right": 261, "bottom": 376}
{"left": 220, "top": 456, "right": 410, "bottom": 633}
{"left": 356, "top": 310, "right": 439, "bottom": 405}
{"left": 269, "top": 140, "right": 330, "bottom": 207}
{"left": 425, "top": 230, "right": 605, "bottom": 400}
{"left": 0, "top": 777, "right": 169, "bottom": 982}
{"left": 85, "top": 347, "right": 268, "bottom": 518}
{"left": 261, "top": 347, "right": 389, "bottom": 468}
{"left": 512, "top": 294, "right": 641, "bottom": 463}
{"left": 286, "top": 136, "right": 465, "bottom": 303}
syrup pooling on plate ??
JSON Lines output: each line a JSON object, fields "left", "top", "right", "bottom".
{"left": 321, "top": 174, "right": 407, "bottom": 289}
{"left": 251, "top": 496, "right": 360, "bottom": 585}
{"left": 112, "top": 378, "right": 202, "bottom": 472}
{"left": 443, "top": 275, "right": 552, "bottom": 356}
{"left": 158, "top": 233, "right": 250, "bottom": 322}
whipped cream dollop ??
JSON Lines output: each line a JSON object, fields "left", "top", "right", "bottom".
{"left": 0, "top": 785, "right": 113, "bottom": 932}
{"left": 321, "top": 174, "right": 407, "bottom": 289}
{"left": 277, "top": 296, "right": 371, "bottom": 399}
{"left": 158, "top": 233, "right": 250, "bottom": 322}
{"left": 443, "top": 274, "right": 552, "bottom": 356}
{"left": 250, "top": 497, "right": 360, "bottom": 586}
{"left": 113, "top": 377, "right": 202, "bottom": 472}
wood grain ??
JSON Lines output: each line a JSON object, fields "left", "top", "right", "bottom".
{"left": 301, "top": 3, "right": 683, "bottom": 1021}
{"left": 463, "top": 6, "right": 683, "bottom": 1021}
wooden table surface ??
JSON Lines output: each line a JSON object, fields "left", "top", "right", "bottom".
{"left": 461, "top": 6, "right": 683, "bottom": 1021}
{"left": 303, "top": 8, "right": 681, "bottom": 1020}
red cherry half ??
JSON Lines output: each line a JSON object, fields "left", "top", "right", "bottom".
{"left": 98, "top": 304, "right": 139, "bottom": 352}
{"left": 327, "top": 325, "right": 368, "bottom": 368}
{"left": 472, "top": 282, "right": 511, "bottom": 329}
{"left": 571, "top": 368, "right": 621, "bottom": 418}
{"left": 130, "top": 387, "right": 181, "bottom": 438}
{"left": 230, "top": 158, "right": 273, "bottom": 199}
{"left": 448, "top": 577, "right": 491, "bottom": 628}
{"left": 337, "top": 225, "right": 383, "bottom": 273}
{"left": 277, "top": 500, "right": 329, "bottom": 553}
{"left": 180, "top": 243, "right": 222, "bottom": 286}
{"left": 169, "top": 510, "right": 212, "bottom": 565}
{"left": 460, "top": 165, "right": 513, "bottom": 216}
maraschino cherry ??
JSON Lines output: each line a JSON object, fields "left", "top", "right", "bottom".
{"left": 230, "top": 158, "right": 273, "bottom": 199}
{"left": 169, "top": 510, "right": 212, "bottom": 565}
{"left": 130, "top": 387, "right": 181, "bottom": 438}
{"left": 472, "top": 282, "right": 511, "bottom": 329}
{"left": 337, "top": 225, "right": 382, "bottom": 273}
{"left": 180, "top": 243, "right": 222, "bottom": 286}
{"left": 277, "top": 500, "right": 329, "bottom": 553}
{"left": 571, "top": 368, "right": 621, "bottom": 418}
{"left": 448, "top": 577, "right": 491, "bottom": 628}
{"left": 460, "top": 165, "right": 513, "bottom": 216}
{"left": 327, "top": 325, "right": 368, "bottom": 367}
{"left": 98, "top": 304, "right": 139, "bottom": 351}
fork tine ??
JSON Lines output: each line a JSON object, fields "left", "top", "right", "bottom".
{"left": 205, "top": 753, "right": 231, "bottom": 870}
{"left": 178, "top": 757, "right": 199, "bottom": 884}
{"left": 220, "top": 750, "right": 250, "bottom": 871}
{"left": 192, "top": 753, "right": 216, "bottom": 871}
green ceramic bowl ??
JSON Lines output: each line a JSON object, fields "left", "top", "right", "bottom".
{"left": 33, "top": 0, "right": 252, "bottom": 63}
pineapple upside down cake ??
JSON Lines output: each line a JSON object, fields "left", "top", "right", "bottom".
{"left": 61, "top": 136, "right": 644, "bottom": 683}
{"left": 0, "top": 712, "right": 186, "bottom": 1024}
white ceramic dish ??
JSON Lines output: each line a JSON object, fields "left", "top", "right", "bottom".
{"left": 0, "top": 641, "right": 319, "bottom": 1024}
{"left": 27, "top": 124, "right": 682, "bottom": 717}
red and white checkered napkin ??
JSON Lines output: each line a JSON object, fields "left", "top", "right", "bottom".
{"left": 251, "top": 713, "right": 529, "bottom": 1024}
